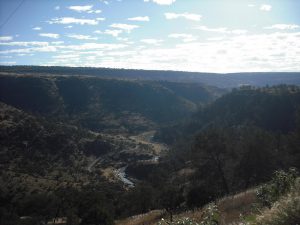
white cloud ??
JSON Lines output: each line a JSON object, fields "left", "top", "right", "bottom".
{"left": 68, "top": 5, "right": 102, "bottom": 14}
{"left": 39, "top": 33, "right": 60, "bottom": 39}
{"left": 260, "top": 4, "right": 272, "bottom": 11}
{"left": 0, "top": 46, "right": 57, "bottom": 54}
{"left": 128, "top": 16, "right": 150, "bottom": 22}
{"left": 117, "top": 37, "right": 129, "bottom": 42}
{"left": 99, "top": 0, "right": 109, "bottom": 5}
{"left": 33, "top": 27, "right": 42, "bottom": 31}
{"left": 140, "top": 39, "right": 163, "bottom": 45}
{"left": 110, "top": 23, "right": 139, "bottom": 32}
{"left": 231, "top": 29, "right": 248, "bottom": 35}
{"left": 194, "top": 26, "right": 248, "bottom": 35}
{"left": 107, "top": 51, "right": 136, "bottom": 57}
{"left": 17, "top": 54, "right": 32, "bottom": 57}
{"left": 168, "top": 33, "right": 192, "bottom": 38}
{"left": 194, "top": 26, "right": 228, "bottom": 33}
{"left": 62, "top": 43, "right": 128, "bottom": 51}
{"left": 67, "top": 34, "right": 97, "bottom": 40}
{"left": 104, "top": 30, "right": 123, "bottom": 37}
{"left": 64, "top": 31, "right": 299, "bottom": 73}
{"left": 265, "top": 24, "right": 299, "bottom": 30}
{"left": 53, "top": 54, "right": 80, "bottom": 59}
{"left": 0, "top": 41, "right": 128, "bottom": 56}
{"left": 0, "top": 41, "right": 49, "bottom": 47}
{"left": 55, "top": 6, "right": 60, "bottom": 10}
{"left": 96, "top": 17, "right": 105, "bottom": 21}
{"left": 168, "top": 33, "right": 197, "bottom": 42}
{"left": 88, "top": 9, "right": 102, "bottom": 14}
{"left": 165, "top": 12, "right": 202, "bottom": 21}
{"left": 144, "top": 0, "right": 176, "bottom": 5}
{"left": 51, "top": 41, "right": 64, "bottom": 45}
{"left": 0, "top": 36, "right": 13, "bottom": 41}
{"left": 94, "top": 30, "right": 102, "bottom": 34}
{"left": 93, "top": 10, "right": 102, "bottom": 14}
{"left": 48, "top": 17, "right": 99, "bottom": 25}
{"left": 248, "top": 4, "right": 255, "bottom": 7}
{"left": 68, "top": 5, "right": 93, "bottom": 12}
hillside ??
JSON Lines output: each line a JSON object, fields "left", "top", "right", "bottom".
{"left": 142, "top": 85, "right": 300, "bottom": 221}
{"left": 0, "top": 72, "right": 223, "bottom": 134}
{"left": 156, "top": 85, "right": 300, "bottom": 144}
{"left": 116, "top": 173, "right": 300, "bottom": 225}
{"left": 0, "top": 73, "right": 224, "bottom": 224}
{"left": 1, "top": 74, "right": 300, "bottom": 225}
{"left": 1, "top": 66, "right": 300, "bottom": 88}
{"left": 0, "top": 101, "right": 169, "bottom": 224}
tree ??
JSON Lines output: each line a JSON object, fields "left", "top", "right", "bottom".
{"left": 186, "top": 185, "right": 215, "bottom": 208}
{"left": 160, "top": 185, "right": 184, "bottom": 222}
{"left": 192, "top": 128, "right": 231, "bottom": 195}
{"left": 81, "top": 206, "right": 114, "bottom": 225}
{"left": 236, "top": 126, "right": 277, "bottom": 188}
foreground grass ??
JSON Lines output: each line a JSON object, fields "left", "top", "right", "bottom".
{"left": 116, "top": 179, "right": 300, "bottom": 225}
{"left": 115, "top": 210, "right": 165, "bottom": 225}
{"left": 255, "top": 178, "right": 300, "bottom": 225}
{"left": 115, "top": 189, "right": 258, "bottom": 225}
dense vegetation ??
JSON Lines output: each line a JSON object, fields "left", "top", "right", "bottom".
{"left": 1, "top": 65, "right": 300, "bottom": 88}
{"left": 154, "top": 85, "right": 300, "bottom": 203}
{"left": 0, "top": 74, "right": 223, "bottom": 133}
{"left": 0, "top": 70, "right": 299, "bottom": 225}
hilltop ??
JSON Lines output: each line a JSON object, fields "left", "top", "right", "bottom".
{"left": 1, "top": 66, "right": 300, "bottom": 88}
{"left": 0, "top": 72, "right": 224, "bottom": 134}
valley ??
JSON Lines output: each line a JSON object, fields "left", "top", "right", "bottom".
{"left": 86, "top": 130, "right": 168, "bottom": 187}
{"left": 1, "top": 0, "right": 300, "bottom": 223}
{"left": 0, "top": 67, "right": 300, "bottom": 225}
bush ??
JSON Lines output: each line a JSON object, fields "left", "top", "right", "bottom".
{"left": 157, "top": 203, "right": 220, "bottom": 225}
{"left": 255, "top": 178, "right": 300, "bottom": 225}
{"left": 158, "top": 217, "right": 199, "bottom": 225}
{"left": 199, "top": 203, "right": 219, "bottom": 225}
{"left": 256, "top": 168, "right": 298, "bottom": 208}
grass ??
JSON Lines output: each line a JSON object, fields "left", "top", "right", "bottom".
{"left": 115, "top": 188, "right": 258, "bottom": 225}
{"left": 115, "top": 176, "right": 300, "bottom": 225}
{"left": 217, "top": 188, "right": 257, "bottom": 224}
{"left": 255, "top": 178, "right": 300, "bottom": 225}
{"left": 115, "top": 210, "right": 165, "bottom": 225}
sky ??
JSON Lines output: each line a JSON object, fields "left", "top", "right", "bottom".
{"left": 0, "top": 0, "right": 299, "bottom": 73}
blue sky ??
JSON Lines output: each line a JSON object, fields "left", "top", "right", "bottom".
{"left": 0, "top": 0, "right": 299, "bottom": 72}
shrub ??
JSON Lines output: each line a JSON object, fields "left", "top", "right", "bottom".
{"left": 158, "top": 217, "right": 199, "bottom": 225}
{"left": 157, "top": 203, "right": 220, "bottom": 225}
{"left": 199, "top": 203, "right": 219, "bottom": 225}
{"left": 255, "top": 178, "right": 300, "bottom": 225}
{"left": 256, "top": 168, "right": 298, "bottom": 208}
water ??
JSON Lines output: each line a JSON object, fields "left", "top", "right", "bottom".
{"left": 116, "top": 166, "right": 134, "bottom": 187}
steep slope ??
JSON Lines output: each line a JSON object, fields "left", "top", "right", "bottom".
{"left": 0, "top": 101, "right": 168, "bottom": 224}
{"left": 147, "top": 86, "right": 300, "bottom": 216}
{"left": 156, "top": 85, "right": 300, "bottom": 144}
{"left": 0, "top": 73, "right": 223, "bottom": 133}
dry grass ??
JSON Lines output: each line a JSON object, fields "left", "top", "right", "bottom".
{"left": 174, "top": 208, "right": 205, "bottom": 222}
{"left": 115, "top": 210, "right": 165, "bottom": 225}
{"left": 115, "top": 188, "right": 258, "bottom": 225}
{"left": 255, "top": 179, "right": 300, "bottom": 225}
{"left": 101, "top": 167, "right": 118, "bottom": 182}
{"left": 217, "top": 189, "right": 257, "bottom": 224}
